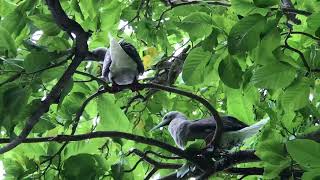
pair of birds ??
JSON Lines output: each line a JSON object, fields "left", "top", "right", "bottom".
{"left": 89, "top": 36, "right": 268, "bottom": 150}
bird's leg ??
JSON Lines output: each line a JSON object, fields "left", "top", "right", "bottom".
{"left": 109, "top": 78, "right": 123, "bottom": 92}
{"left": 130, "top": 79, "right": 142, "bottom": 92}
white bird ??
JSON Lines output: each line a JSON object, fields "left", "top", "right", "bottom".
{"left": 151, "top": 111, "right": 268, "bottom": 150}
{"left": 89, "top": 35, "right": 144, "bottom": 85}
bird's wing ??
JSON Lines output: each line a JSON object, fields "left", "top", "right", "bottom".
{"left": 119, "top": 41, "right": 144, "bottom": 74}
{"left": 101, "top": 49, "right": 112, "bottom": 81}
{"left": 187, "top": 116, "right": 247, "bottom": 141}
{"left": 220, "top": 118, "right": 269, "bottom": 149}
{"left": 220, "top": 116, "right": 248, "bottom": 131}
{"left": 189, "top": 116, "right": 247, "bottom": 132}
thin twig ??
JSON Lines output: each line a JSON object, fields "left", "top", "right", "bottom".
{"left": 281, "top": 31, "right": 320, "bottom": 41}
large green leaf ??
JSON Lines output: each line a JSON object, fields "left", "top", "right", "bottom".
{"left": 62, "top": 154, "right": 106, "bottom": 180}
{"left": 0, "top": 85, "right": 30, "bottom": 132}
{"left": 307, "top": 12, "right": 320, "bottom": 32}
{"left": 0, "top": 0, "right": 16, "bottom": 16}
{"left": 179, "top": 12, "right": 213, "bottom": 41}
{"left": 0, "top": 9, "right": 26, "bottom": 38}
{"left": 286, "top": 139, "right": 320, "bottom": 168}
{"left": 226, "top": 87, "right": 254, "bottom": 124}
{"left": 251, "top": 62, "right": 296, "bottom": 89}
{"left": 302, "top": 170, "right": 320, "bottom": 180}
{"left": 218, "top": 56, "right": 243, "bottom": 89}
{"left": 0, "top": 26, "right": 17, "bottom": 57}
{"left": 256, "top": 139, "right": 290, "bottom": 178}
{"left": 23, "top": 51, "right": 53, "bottom": 73}
{"left": 228, "top": 14, "right": 266, "bottom": 55}
{"left": 96, "top": 94, "right": 131, "bottom": 132}
{"left": 254, "top": 28, "right": 280, "bottom": 65}
{"left": 230, "top": 0, "right": 269, "bottom": 16}
{"left": 28, "top": 14, "right": 60, "bottom": 36}
{"left": 182, "top": 47, "right": 212, "bottom": 85}
{"left": 281, "top": 78, "right": 310, "bottom": 111}
{"left": 253, "top": 0, "right": 278, "bottom": 7}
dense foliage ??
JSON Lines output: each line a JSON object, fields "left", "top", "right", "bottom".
{"left": 0, "top": 0, "right": 320, "bottom": 179}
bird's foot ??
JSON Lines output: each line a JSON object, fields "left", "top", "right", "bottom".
{"left": 130, "top": 81, "right": 142, "bottom": 92}
{"left": 111, "top": 85, "right": 122, "bottom": 92}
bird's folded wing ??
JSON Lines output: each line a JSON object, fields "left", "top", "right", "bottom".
{"left": 119, "top": 41, "right": 144, "bottom": 74}
{"left": 189, "top": 116, "right": 247, "bottom": 132}
{"left": 220, "top": 118, "right": 269, "bottom": 149}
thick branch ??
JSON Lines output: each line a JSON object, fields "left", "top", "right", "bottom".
{"left": 0, "top": 0, "right": 90, "bottom": 154}
{"left": 0, "top": 131, "right": 210, "bottom": 170}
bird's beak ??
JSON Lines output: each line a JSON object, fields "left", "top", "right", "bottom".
{"left": 150, "top": 119, "right": 170, "bottom": 131}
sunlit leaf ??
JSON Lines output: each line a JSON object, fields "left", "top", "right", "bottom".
{"left": 228, "top": 14, "right": 266, "bottom": 54}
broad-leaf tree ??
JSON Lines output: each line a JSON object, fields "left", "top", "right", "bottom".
{"left": 0, "top": 0, "right": 319, "bottom": 179}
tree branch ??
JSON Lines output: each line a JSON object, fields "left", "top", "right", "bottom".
{"left": 0, "top": 0, "right": 90, "bottom": 154}
{"left": 281, "top": 31, "right": 320, "bottom": 41}
{"left": 0, "top": 130, "right": 211, "bottom": 170}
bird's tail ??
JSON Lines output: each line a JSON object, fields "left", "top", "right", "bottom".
{"left": 220, "top": 118, "right": 269, "bottom": 149}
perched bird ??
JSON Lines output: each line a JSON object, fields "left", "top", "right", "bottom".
{"left": 151, "top": 111, "right": 268, "bottom": 149}
{"left": 280, "top": 0, "right": 301, "bottom": 26}
{"left": 88, "top": 35, "right": 144, "bottom": 85}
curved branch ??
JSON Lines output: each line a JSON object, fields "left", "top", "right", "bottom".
{"left": 0, "top": 0, "right": 90, "bottom": 154}
{"left": 281, "top": 30, "right": 310, "bottom": 72}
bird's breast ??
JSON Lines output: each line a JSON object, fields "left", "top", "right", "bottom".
{"left": 168, "top": 119, "right": 190, "bottom": 149}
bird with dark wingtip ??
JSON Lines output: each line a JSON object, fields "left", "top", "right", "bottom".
{"left": 88, "top": 34, "right": 144, "bottom": 85}
{"left": 151, "top": 111, "right": 269, "bottom": 149}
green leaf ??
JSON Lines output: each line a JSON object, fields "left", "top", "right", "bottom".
{"left": 228, "top": 14, "right": 266, "bottom": 55}
{"left": 226, "top": 87, "right": 255, "bottom": 124}
{"left": 286, "top": 139, "right": 320, "bottom": 168}
{"left": 281, "top": 78, "right": 310, "bottom": 111}
{"left": 96, "top": 94, "right": 131, "bottom": 132}
{"left": 182, "top": 47, "right": 211, "bottom": 85}
{"left": 0, "top": 85, "right": 30, "bottom": 132}
{"left": 218, "top": 55, "right": 243, "bottom": 89}
{"left": 62, "top": 154, "right": 106, "bottom": 180}
{"left": 307, "top": 12, "right": 320, "bottom": 32}
{"left": 0, "top": 26, "right": 17, "bottom": 57}
{"left": 59, "top": 92, "right": 87, "bottom": 125}
{"left": 0, "top": 9, "right": 26, "bottom": 38}
{"left": 29, "top": 14, "right": 60, "bottom": 36}
{"left": 253, "top": 0, "right": 278, "bottom": 7}
{"left": 256, "top": 140, "right": 290, "bottom": 178}
{"left": 254, "top": 28, "right": 280, "bottom": 65}
{"left": 302, "top": 169, "right": 320, "bottom": 180}
{"left": 179, "top": 12, "right": 213, "bottom": 41}
{"left": 230, "top": 0, "right": 269, "bottom": 16}
{"left": 0, "top": 0, "right": 16, "bottom": 16}
{"left": 79, "top": 0, "right": 97, "bottom": 19}
{"left": 305, "top": 46, "right": 320, "bottom": 70}
{"left": 23, "top": 51, "right": 52, "bottom": 73}
{"left": 251, "top": 62, "right": 296, "bottom": 89}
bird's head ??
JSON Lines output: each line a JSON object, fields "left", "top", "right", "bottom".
{"left": 150, "top": 111, "right": 186, "bottom": 131}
